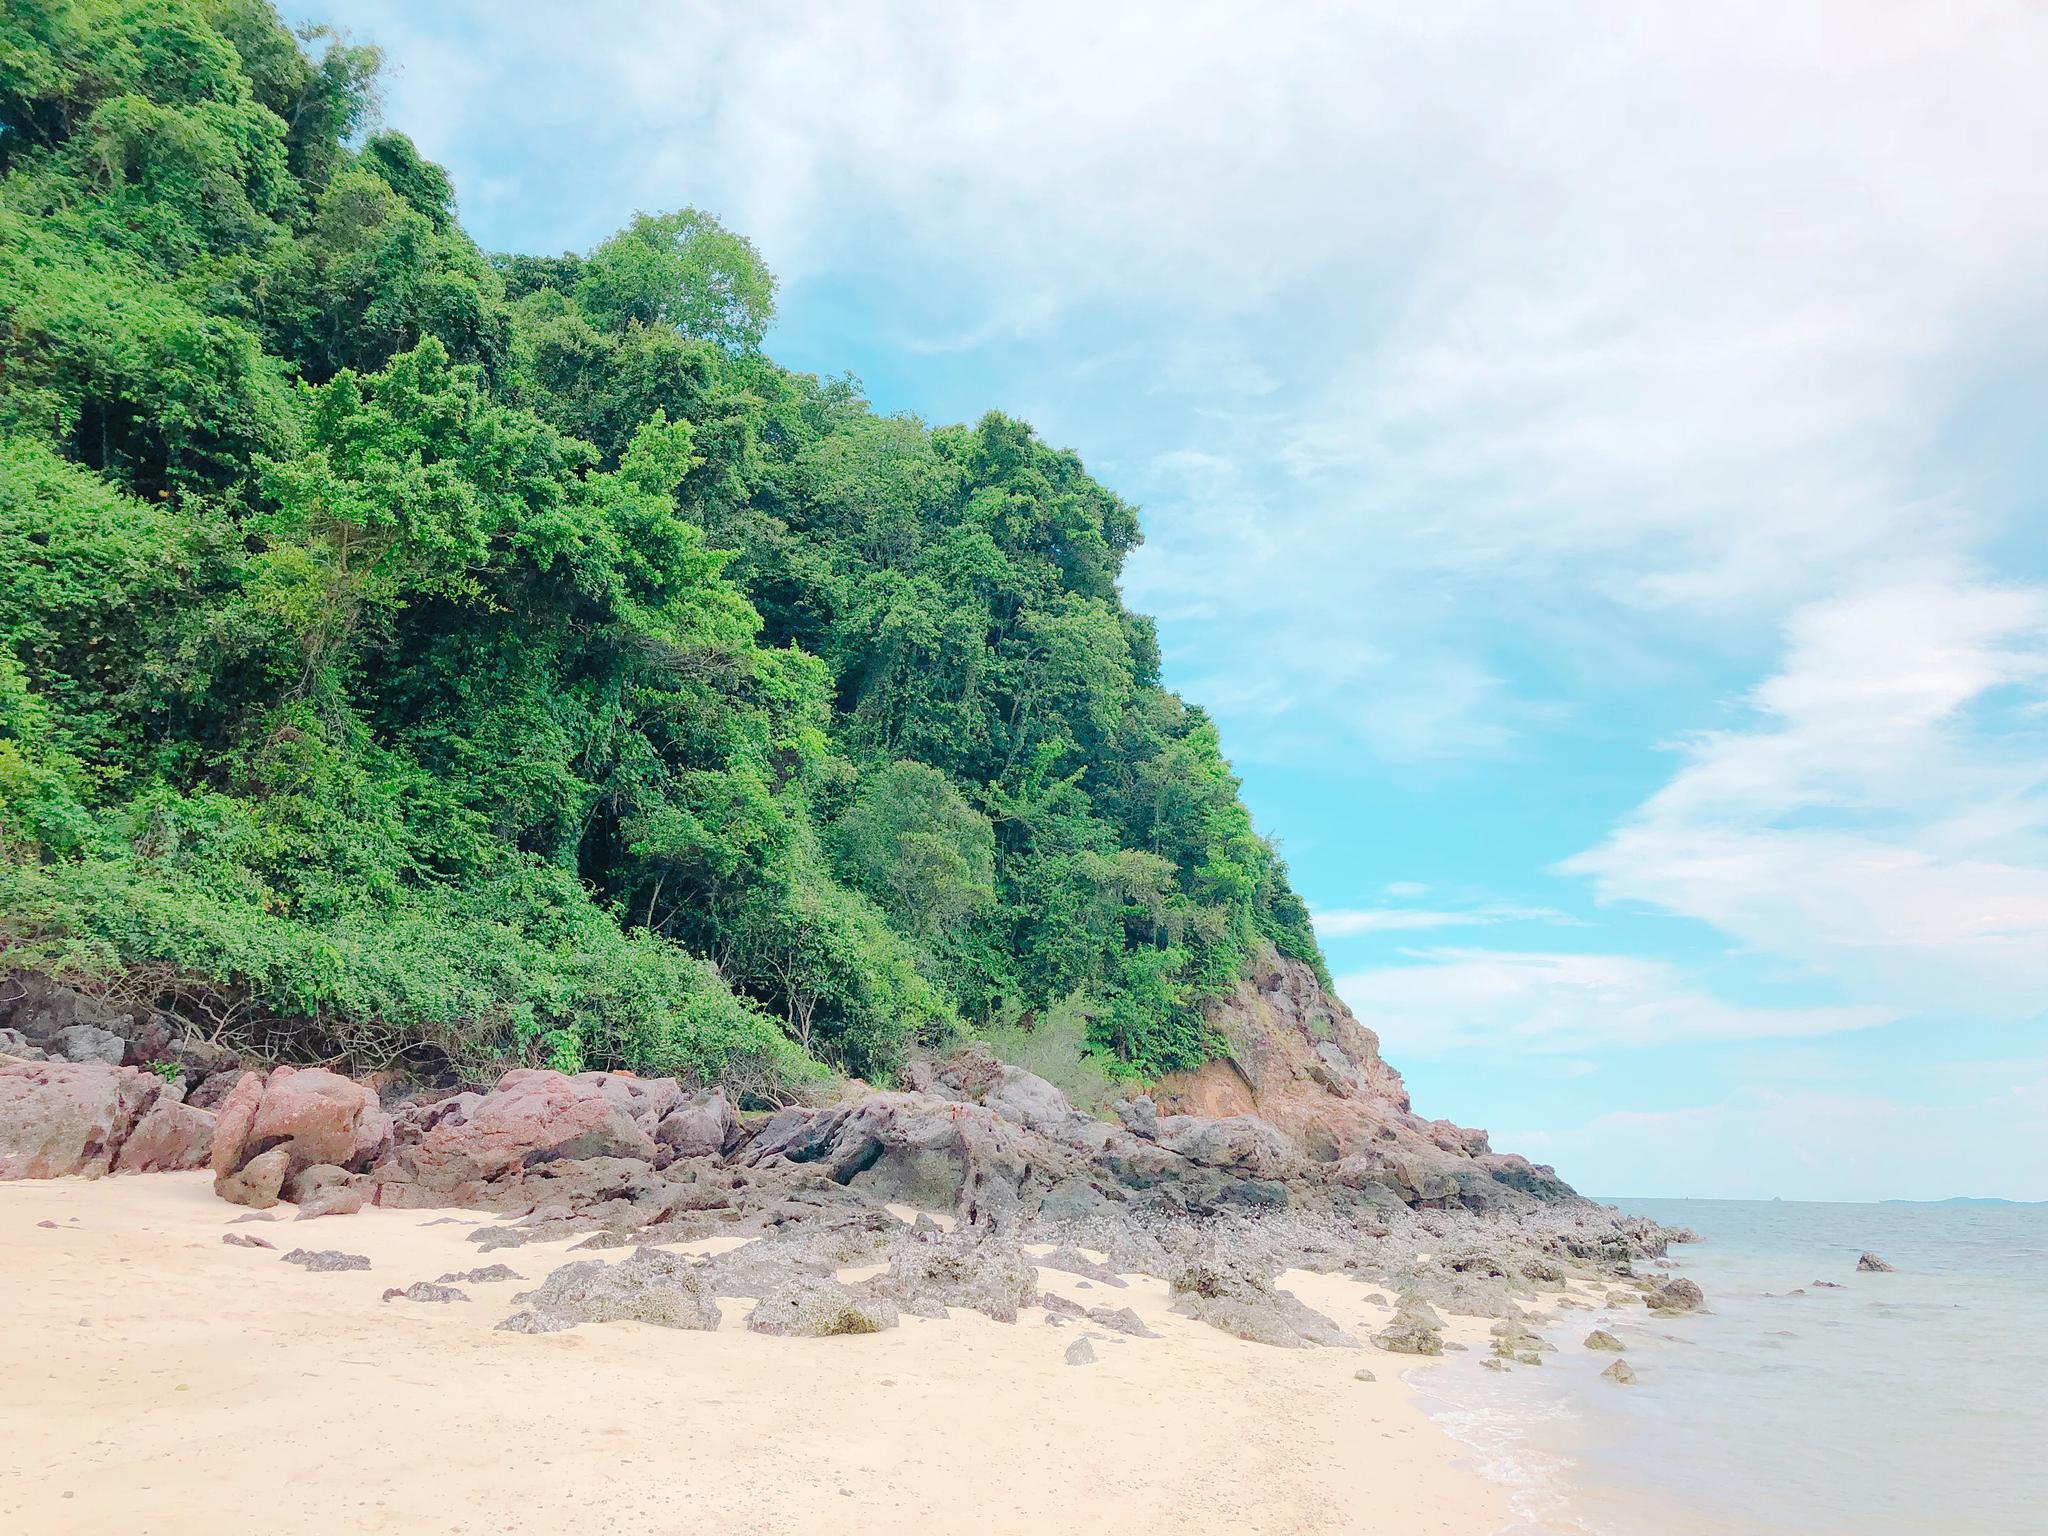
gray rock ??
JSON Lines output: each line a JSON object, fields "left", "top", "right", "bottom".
{"left": 747, "top": 1277, "right": 899, "bottom": 1337}
{"left": 1645, "top": 1276, "right": 1706, "bottom": 1314}
{"left": 1038, "top": 1245, "right": 1128, "bottom": 1288}
{"left": 1064, "top": 1337, "right": 1097, "bottom": 1365}
{"left": 382, "top": 1282, "right": 470, "bottom": 1303}
{"left": 0, "top": 1028, "right": 45, "bottom": 1060}
{"left": 496, "top": 1309, "right": 576, "bottom": 1334}
{"left": 282, "top": 1248, "right": 370, "bottom": 1272}
{"left": 221, "top": 1232, "right": 273, "bottom": 1249}
{"left": 874, "top": 1230, "right": 1039, "bottom": 1322}
{"left": 1856, "top": 1252, "right": 1895, "bottom": 1273}
{"left": 436, "top": 1265, "right": 525, "bottom": 1284}
{"left": 1169, "top": 1250, "right": 1360, "bottom": 1350}
{"left": 1043, "top": 1292, "right": 1086, "bottom": 1318}
{"left": 50, "top": 1024, "right": 125, "bottom": 1066}
{"left": 1086, "top": 1306, "right": 1160, "bottom": 1339}
{"left": 1374, "top": 1314, "right": 1444, "bottom": 1356}
{"left": 507, "top": 1245, "right": 720, "bottom": 1332}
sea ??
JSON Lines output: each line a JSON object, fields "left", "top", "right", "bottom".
{"left": 1410, "top": 1197, "right": 2048, "bottom": 1536}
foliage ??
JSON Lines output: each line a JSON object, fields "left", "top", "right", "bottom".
{"left": 0, "top": 0, "right": 1332, "bottom": 1087}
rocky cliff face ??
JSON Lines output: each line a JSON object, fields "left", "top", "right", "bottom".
{"left": 1152, "top": 946, "right": 1574, "bottom": 1207}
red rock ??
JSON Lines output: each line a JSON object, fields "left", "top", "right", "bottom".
{"left": 215, "top": 1144, "right": 292, "bottom": 1208}
{"left": 421, "top": 1069, "right": 655, "bottom": 1179}
{"left": 245, "top": 1066, "right": 392, "bottom": 1174}
{"left": 0, "top": 1061, "right": 163, "bottom": 1179}
{"left": 208, "top": 1070, "right": 264, "bottom": 1176}
{"left": 114, "top": 1098, "right": 215, "bottom": 1173}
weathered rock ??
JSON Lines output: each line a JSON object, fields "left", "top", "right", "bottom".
{"left": 1086, "top": 1305, "right": 1160, "bottom": 1339}
{"left": 374, "top": 1069, "right": 657, "bottom": 1207}
{"left": 875, "top": 1229, "right": 1040, "bottom": 1322}
{"left": 652, "top": 1090, "right": 739, "bottom": 1160}
{"left": 286, "top": 1163, "right": 368, "bottom": 1220}
{"left": 186, "top": 1069, "right": 251, "bottom": 1113}
{"left": 1481, "top": 1356, "right": 1510, "bottom": 1372}
{"left": 114, "top": 1097, "right": 214, "bottom": 1173}
{"left": 1038, "top": 1246, "right": 1128, "bottom": 1288}
{"left": 282, "top": 1248, "right": 370, "bottom": 1272}
{"left": 507, "top": 1246, "right": 720, "bottom": 1332}
{"left": 222, "top": 1232, "right": 274, "bottom": 1249}
{"left": 1583, "top": 1329, "right": 1625, "bottom": 1352}
{"left": 1169, "top": 1250, "right": 1360, "bottom": 1349}
{"left": 1856, "top": 1251, "right": 1895, "bottom": 1273}
{"left": 1064, "top": 1337, "right": 1097, "bottom": 1365}
{"left": 1042, "top": 1292, "right": 1086, "bottom": 1317}
{"left": 0, "top": 1027, "right": 46, "bottom": 1060}
{"left": 747, "top": 1277, "right": 899, "bottom": 1336}
{"left": 436, "top": 1265, "right": 524, "bottom": 1284}
{"left": 1601, "top": 1358, "right": 1637, "bottom": 1384}
{"left": 49, "top": 1024, "right": 126, "bottom": 1066}
{"left": 1374, "top": 1314, "right": 1444, "bottom": 1356}
{"left": 1, "top": 1060, "right": 165, "bottom": 1179}
{"left": 1644, "top": 1276, "right": 1706, "bottom": 1314}
{"left": 495, "top": 1309, "right": 576, "bottom": 1334}
{"left": 382, "top": 1282, "right": 469, "bottom": 1303}
{"left": 216, "top": 1145, "right": 292, "bottom": 1208}
{"left": 243, "top": 1067, "right": 393, "bottom": 1176}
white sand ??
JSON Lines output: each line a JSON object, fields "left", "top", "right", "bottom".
{"left": 1, "top": 1174, "right": 1510, "bottom": 1535}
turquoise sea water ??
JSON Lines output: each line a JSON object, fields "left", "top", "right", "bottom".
{"left": 1413, "top": 1198, "right": 2048, "bottom": 1536}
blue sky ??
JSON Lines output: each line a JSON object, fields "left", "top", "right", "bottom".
{"left": 297, "top": 1, "right": 2048, "bottom": 1200}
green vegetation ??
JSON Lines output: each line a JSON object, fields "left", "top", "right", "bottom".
{"left": 0, "top": 0, "right": 1327, "bottom": 1093}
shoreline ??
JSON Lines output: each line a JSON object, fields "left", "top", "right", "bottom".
{"left": 4, "top": 1173, "right": 1518, "bottom": 1536}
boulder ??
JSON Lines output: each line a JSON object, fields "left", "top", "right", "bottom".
{"left": 285, "top": 1163, "right": 367, "bottom": 1220}
{"left": 1064, "top": 1337, "right": 1097, "bottom": 1365}
{"left": 1086, "top": 1305, "right": 1159, "bottom": 1338}
{"left": 1601, "top": 1359, "right": 1637, "bottom": 1384}
{"left": 505, "top": 1245, "right": 720, "bottom": 1332}
{"left": 0, "top": 1060, "right": 165, "bottom": 1179}
{"left": 243, "top": 1067, "right": 393, "bottom": 1174}
{"left": 652, "top": 1090, "right": 739, "bottom": 1161}
{"left": 222, "top": 1232, "right": 274, "bottom": 1249}
{"left": 1169, "top": 1251, "right": 1359, "bottom": 1350}
{"left": 875, "top": 1229, "right": 1040, "bottom": 1322}
{"left": 1583, "top": 1329, "right": 1625, "bottom": 1352}
{"left": 0, "top": 1027, "right": 46, "bottom": 1060}
{"left": 1375, "top": 1313, "right": 1444, "bottom": 1356}
{"left": 1644, "top": 1276, "right": 1706, "bottom": 1314}
{"left": 114, "top": 1098, "right": 215, "bottom": 1173}
{"left": 187, "top": 1069, "right": 252, "bottom": 1113}
{"left": 747, "top": 1277, "right": 899, "bottom": 1337}
{"left": 1856, "top": 1252, "right": 1895, "bottom": 1273}
{"left": 378, "top": 1069, "right": 657, "bottom": 1206}
{"left": 216, "top": 1145, "right": 292, "bottom": 1208}
{"left": 50, "top": 1024, "right": 126, "bottom": 1066}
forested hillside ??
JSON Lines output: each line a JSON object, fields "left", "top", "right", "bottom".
{"left": 0, "top": 0, "right": 1327, "bottom": 1098}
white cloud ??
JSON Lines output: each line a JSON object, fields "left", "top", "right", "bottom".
{"left": 1334, "top": 949, "right": 1893, "bottom": 1055}
{"left": 329, "top": 0, "right": 2048, "bottom": 762}
{"left": 1565, "top": 575, "right": 2048, "bottom": 1016}
{"left": 1313, "top": 902, "right": 1569, "bottom": 936}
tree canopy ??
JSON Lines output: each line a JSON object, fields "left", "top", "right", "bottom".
{"left": 0, "top": 0, "right": 1328, "bottom": 1094}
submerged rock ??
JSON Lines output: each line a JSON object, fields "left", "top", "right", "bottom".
{"left": 1644, "top": 1276, "right": 1706, "bottom": 1314}
{"left": 1601, "top": 1358, "right": 1637, "bottom": 1384}
{"left": 1856, "top": 1252, "right": 1895, "bottom": 1273}
{"left": 1583, "top": 1329, "right": 1624, "bottom": 1352}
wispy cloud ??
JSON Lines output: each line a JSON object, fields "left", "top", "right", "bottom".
{"left": 1336, "top": 950, "right": 1895, "bottom": 1055}
{"left": 1314, "top": 902, "right": 1570, "bottom": 936}
{"left": 1564, "top": 574, "right": 2048, "bottom": 1016}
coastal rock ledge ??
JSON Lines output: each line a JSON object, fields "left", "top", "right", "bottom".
{"left": 4, "top": 973, "right": 1698, "bottom": 1337}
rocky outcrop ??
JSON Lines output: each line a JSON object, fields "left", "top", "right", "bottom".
{"left": 210, "top": 1067, "right": 392, "bottom": 1207}
{"left": 1, "top": 1060, "right": 211, "bottom": 1178}
{"left": 1857, "top": 1251, "right": 1895, "bottom": 1273}
{"left": 501, "top": 1244, "right": 720, "bottom": 1333}
{"left": 0, "top": 975, "right": 248, "bottom": 1103}
{"left": 1150, "top": 947, "right": 1573, "bottom": 1207}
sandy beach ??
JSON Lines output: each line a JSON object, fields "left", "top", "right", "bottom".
{"left": 2, "top": 1174, "right": 1512, "bottom": 1536}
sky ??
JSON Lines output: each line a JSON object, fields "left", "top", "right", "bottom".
{"left": 295, "top": 0, "right": 2048, "bottom": 1201}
